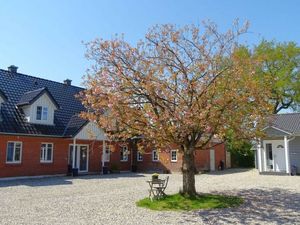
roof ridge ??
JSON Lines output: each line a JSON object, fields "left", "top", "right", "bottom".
{"left": 0, "top": 69, "right": 84, "bottom": 90}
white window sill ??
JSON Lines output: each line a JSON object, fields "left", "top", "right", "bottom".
{"left": 171, "top": 160, "right": 177, "bottom": 163}
{"left": 40, "top": 161, "right": 53, "bottom": 164}
{"left": 120, "top": 160, "right": 128, "bottom": 162}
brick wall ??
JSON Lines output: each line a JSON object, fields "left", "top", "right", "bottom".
{"left": 0, "top": 135, "right": 104, "bottom": 178}
{"left": 136, "top": 143, "right": 226, "bottom": 173}
{"left": 0, "top": 134, "right": 226, "bottom": 178}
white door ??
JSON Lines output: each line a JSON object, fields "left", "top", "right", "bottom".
{"left": 210, "top": 149, "right": 215, "bottom": 171}
{"left": 273, "top": 146, "right": 286, "bottom": 172}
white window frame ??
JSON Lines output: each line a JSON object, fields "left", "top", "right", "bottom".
{"left": 36, "top": 106, "right": 48, "bottom": 121}
{"left": 171, "top": 150, "right": 178, "bottom": 162}
{"left": 152, "top": 150, "right": 159, "bottom": 162}
{"left": 36, "top": 106, "right": 42, "bottom": 120}
{"left": 137, "top": 151, "right": 143, "bottom": 162}
{"left": 6, "top": 141, "right": 22, "bottom": 164}
{"left": 42, "top": 106, "right": 48, "bottom": 120}
{"left": 120, "top": 146, "right": 128, "bottom": 162}
{"left": 40, "top": 143, "right": 53, "bottom": 163}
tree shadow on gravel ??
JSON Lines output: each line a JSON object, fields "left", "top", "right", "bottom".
{"left": 0, "top": 176, "right": 73, "bottom": 187}
{"left": 0, "top": 172, "right": 146, "bottom": 187}
{"left": 205, "top": 168, "right": 254, "bottom": 176}
{"left": 180, "top": 188, "right": 300, "bottom": 224}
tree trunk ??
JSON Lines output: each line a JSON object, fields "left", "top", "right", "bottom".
{"left": 182, "top": 146, "right": 197, "bottom": 197}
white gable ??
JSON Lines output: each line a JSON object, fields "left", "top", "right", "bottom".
{"left": 75, "top": 122, "right": 107, "bottom": 140}
{"left": 22, "top": 93, "right": 58, "bottom": 125}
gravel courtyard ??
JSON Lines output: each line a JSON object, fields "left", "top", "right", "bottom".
{"left": 0, "top": 169, "right": 299, "bottom": 225}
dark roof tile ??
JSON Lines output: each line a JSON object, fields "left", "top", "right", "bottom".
{"left": 0, "top": 68, "right": 86, "bottom": 137}
{"left": 267, "top": 113, "right": 300, "bottom": 134}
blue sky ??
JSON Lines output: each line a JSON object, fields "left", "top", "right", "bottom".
{"left": 0, "top": 0, "right": 299, "bottom": 87}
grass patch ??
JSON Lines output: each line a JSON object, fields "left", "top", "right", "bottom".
{"left": 136, "top": 193, "right": 243, "bottom": 211}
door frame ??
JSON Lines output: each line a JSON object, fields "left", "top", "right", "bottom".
{"left": 69, "top": 144, "right": 89, "bottom": 173}
{"left": 265, "top": 142, "right": 274, "bottom": 171}
{"left": 264, "top": 140, "right": 286, "bottom": 172}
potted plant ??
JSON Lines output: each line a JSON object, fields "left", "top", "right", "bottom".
{"left": 152, "top": 173, "right": 159, "bottom": 180}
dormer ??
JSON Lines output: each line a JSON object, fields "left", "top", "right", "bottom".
{"left": 17, "top": 87, "right": 59, "bottom": 125}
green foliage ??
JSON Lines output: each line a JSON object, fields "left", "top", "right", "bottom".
{"left": 110, "top": 163, "right": 120, "bottom": 172}
{"left": 136, "top": 193, "right": 243, "bottom": 211}
{"left": 254, "top": 40, "right": 300, "bottom": 113}
{"left": 226, "top": 130, "right": 255, "bottom": 168}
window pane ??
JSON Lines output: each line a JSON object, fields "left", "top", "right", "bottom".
{"left": 7, "top": 143, "right": 14, "bottom": 162}
{"left": 171, "top": 151, "right": 177, "bottom": 161}
{"left": 42, "top": 107, "right": 48, "bottom": 120}
{"left": 40, "top": 147, "right": 44, "bottom": 160}
{"left": 120, "top": 147, "right": 128, "bottom": 161}
{"left": 36, "top": 106, "right": 42, "bottom": 120}
{"left": 41, "top": 144, "right": 46, "bottom": 161}
{"left": 47, "top": 144, "right": 52, "bottom": 161}
{"left": 14, "top": 148, "right": 21, "bottom": 161}
{"left": 137, "top": 152, "right": 143, "bottom": 161}
{"left": 153, "top": 150, "right": 158, "bottom": 161}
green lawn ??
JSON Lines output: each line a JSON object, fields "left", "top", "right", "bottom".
{"left": 136, "top": 193, "right": 243, "bottom": 211}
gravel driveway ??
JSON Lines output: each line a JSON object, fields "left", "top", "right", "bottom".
{"left": 0, "top": 169, "right": 299, "bottom": 225}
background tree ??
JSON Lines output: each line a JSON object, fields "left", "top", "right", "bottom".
{"left": 254, "top": 40, "right": 300, "bottom": 114}
{"left": 80, "top": 22, "right": 272, "bottom": 197}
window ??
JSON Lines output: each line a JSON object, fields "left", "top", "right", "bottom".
{"left": 36, "top": 106, "right": 48, "bottom": 120}
{"left": 42, "top": 107, "right": 48, "bottom": 120}
{"left": 120, "top": 146, "right": 128, "bottom": 161}
{"left": 137, "top": 152, "right": 143, "bottom": 161}
{"left": 104, "top": 145, "right": 110, "bottom": 162}
{"left": 40, "top": 143, "right": 53, "bottom": 163}
{"left": 266, "top": 143, "right": 273, "bottom": 160}
{"left": 152, "top": 150, "right": 159, "bottom": 162}
{"left": 171, "top": 150, "right": 177, "bottom": 162}
{"left": 36, "top": 106, "right": 42, "bottom": 120}
{"left": 6, "top": 142, "right": 22, "bottom": 163}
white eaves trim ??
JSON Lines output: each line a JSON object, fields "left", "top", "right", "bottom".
{"left": 262, "top": 126, "right": 292, "bottom": 135}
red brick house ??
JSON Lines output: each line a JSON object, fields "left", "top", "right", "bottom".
{"left": 0, "top": 66, "right": 229, "bottom": 178}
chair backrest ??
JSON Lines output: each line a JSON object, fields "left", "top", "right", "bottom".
{"left": 163, "top": 176, "right": 169, "bottom": 189}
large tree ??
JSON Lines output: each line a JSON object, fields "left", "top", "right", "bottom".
{"left": 80, "top": 22, "right": 271, "bottom": 197}
{"left": 254, "top": 40, "right": 300, "bottom": 114}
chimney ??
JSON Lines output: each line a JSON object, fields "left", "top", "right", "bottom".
{"left": 63, "top": 79, "right": 72, "bottom": 86}
{"left": 8, "top": 65, "right": 18, "bottom": 73}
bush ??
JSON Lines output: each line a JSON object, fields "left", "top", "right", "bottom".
{"left": 110, "top": 164, "right": 120, "bottom": 173}
{"left": 226, "top": 131, "right": 255, "bottom": 168}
